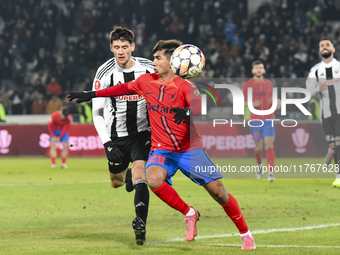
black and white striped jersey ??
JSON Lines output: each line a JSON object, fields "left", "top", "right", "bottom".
{"left": 92, "top": 57, "right": 154, "bottom": 141}
{"left": 306, "top": 58, "right": 340, "bottom": 119}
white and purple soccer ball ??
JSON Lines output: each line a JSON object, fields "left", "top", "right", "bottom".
{"left": 170, "top": 44, "right": 205, "bottom": 79}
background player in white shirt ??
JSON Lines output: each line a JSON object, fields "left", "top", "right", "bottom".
{"left": 306, "top": 38, "right": 340, "bottom": 188}
{"left": 91, "top": 27, "right": 154, "bottom": 244}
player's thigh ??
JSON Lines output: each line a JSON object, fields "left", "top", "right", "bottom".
{"left": 61, "top": 141, "right": 69, "bottom": 151}
{"left": 178, "top": 148, "right": 223, "bottom": 186}
{"left": 145, "top": 165, "right": 169, "bottom": 189}
{"left": 263, "top": 136, "right": 275, "bottom": 149}
{"left": 145, "top": 149, "right": 177, "bottom": 188}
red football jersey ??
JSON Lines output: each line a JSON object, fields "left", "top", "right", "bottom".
{"left": 242, "top": 77, "right": 275, "bottom": 120}
{"left": 98, "top": 73, "right": 203, "bottom": 152}
{"left": 48, "top": 111, "right": 73, "bottom": 137}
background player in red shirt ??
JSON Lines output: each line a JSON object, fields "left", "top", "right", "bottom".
{"left": 48, "top": 107, "right": 72, "bottom": 169}
{"left": 68, "top": 39, "right": 256, "bottom": 250}
{"left": 242, "top": 60, "right": 280, "bottom": 182}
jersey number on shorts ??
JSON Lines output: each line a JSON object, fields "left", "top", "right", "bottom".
{"left": 149, "top": 155, "right": 166, "bottom": 164}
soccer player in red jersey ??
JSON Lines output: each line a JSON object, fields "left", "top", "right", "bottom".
{"left": 68, "top": 40, "right": 256, "bottom": 250}
{"left": 242, "top": 60, "right": 280, "bottom": 182}
{"left": 48, "top": 107, "right": 73, "bottom": 169}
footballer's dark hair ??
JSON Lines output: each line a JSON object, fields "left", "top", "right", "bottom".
{"left": 252, "top": 60, "right": 264, "bottom": 68}
{"left": 110, "top": 26, "right": 134, "bottom": 44}
{"left": 61, "top": 107, "right": 70, "bottom": 117}
{"left": 319, "top": 38, "right": 334, "bottom": 45}
{"left": 152, "top": 39, "right": 183, "bottom": 58}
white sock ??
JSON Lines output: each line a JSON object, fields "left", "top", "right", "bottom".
{"left": 240, "top": 230, "right": 252, "bottom": 237}
{"left": 185, "top": 207, "right": 195, "bottom": 216}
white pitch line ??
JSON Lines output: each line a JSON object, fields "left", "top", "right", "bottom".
{"left": 0, "top": 180, "right": 109, "bottom": 187}
{"left": 205, "top": 244, "right": 340, "bottom": 249}
{"left": 0, "top": 177, "right": 189, "bottom": 187}
{"left": 166, "top": 223, "right": 340, "bottom": 242}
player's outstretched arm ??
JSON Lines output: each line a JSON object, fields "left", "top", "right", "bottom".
{"left": 68, "top": 83, "right": 133, "bottom": 103}
{"left": 68, "top": 91, "right": 96, "bottom": 103}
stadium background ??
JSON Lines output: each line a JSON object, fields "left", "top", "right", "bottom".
{"left": 0, "top": 0, "right": 339, "bottom": 157}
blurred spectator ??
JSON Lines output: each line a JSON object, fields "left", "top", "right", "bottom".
{"left": 46, "top": 95, "right": 63, "bottom": 114}
{"left": 10, "top": 89, "right": 23, "bottom": 115}
{"left": 78, "top": 101, "right": 92, "bottom": 123}
{"left": 77, "top": 9, "right": 95, "bottom": 34}
{"left": 31, "top": 92, "right": 48, "bottom": 114}
{"left": 46, "top": 77, "right": 62, "bottom": 97}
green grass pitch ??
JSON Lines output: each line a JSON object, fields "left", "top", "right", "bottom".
{"left": 1, "top": 157, "right": 340, "bottom": 254}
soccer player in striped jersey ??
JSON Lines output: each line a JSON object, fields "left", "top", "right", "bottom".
{"left": 91, "top": 27, "right": 154, "bottom": 245}
{"left": 306, "top": 38, "right": 340, "bottom": 188}
{"left": 68, "top": 39, "right": 256, "bottom": 250}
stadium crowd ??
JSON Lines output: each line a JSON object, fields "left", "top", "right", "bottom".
{"left": 0, "top": 0, "right": 339, "bottom": 116}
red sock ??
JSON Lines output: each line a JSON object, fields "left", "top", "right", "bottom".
{"left": 254, "top": 149, "right": 262, "bottom": 165}
{"left": 51, "top": 157, "right": 56, "bottom": 164}
{"left": 221, "top": 193, "right": 249, "bottom": 234}
{"left": 266, "top": 147, "right": 275, "bottom": 172}
{"left": 62, "top": 158, "right": 67, "bottom": 164}
{"left": 151, "top": 182, "right": 190, "bottom": 215}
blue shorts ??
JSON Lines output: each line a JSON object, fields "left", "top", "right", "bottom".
{"left": 249, "top": 119, "right": 275, "bottom": 141}
{"left": 145, "top": 148, "right": 223, "bottom": 186}
{"left": 51, "top": 130, "right": 69, "bottom": 142}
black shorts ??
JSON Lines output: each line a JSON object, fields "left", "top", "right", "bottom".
{"left": 108, "top": 130, "right": 151, "bottom": 174}
{"left": 322, "top": 114, "right": 340, "bottom": 143}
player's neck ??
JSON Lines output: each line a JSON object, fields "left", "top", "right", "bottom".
{"left": 323, "top": 56, "right": 333, "bottom": 64}
{"left": 253, "top": 76, "right": 263, "bottom": 81}
{"left": 158, "top": 71, "right": 177, "bottom": 82}
{"left": 118, "top": 58, "right": 135, "bottom": 69}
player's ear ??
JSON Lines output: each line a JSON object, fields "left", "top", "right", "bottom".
{"left": 110, "top": 44, "right": 114, "bottom": 53}
{"left": 131, "top": 43, "right": 135, "bottom": 52}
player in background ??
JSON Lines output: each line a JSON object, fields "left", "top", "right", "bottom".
{"left": 242, "top": 61, "right": 280, "bottom": 182}
{"left": 306, "top": 38, "right": 340, "bottom": 188}
{"left": 48, "top": 106, "right": 72, "bottom": 169}
{"left": 68, "top": 39, "right": 256, "bottom": 250}
{"left": 91, "top": 27, "right": 153, "bottom": 245}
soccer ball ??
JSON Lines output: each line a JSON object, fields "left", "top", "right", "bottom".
{"left": 170, "top": 44, "right": 205, "bottom": 79}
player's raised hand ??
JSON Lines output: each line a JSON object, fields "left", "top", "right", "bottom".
{"left": 103, "top": 141, "right": 124, "bottom": 164}
{"left": 67, "top": 91, "right": 96, "bottom": 103}
{"left": 170, "top": 107, "right": 193, "bottom": 125}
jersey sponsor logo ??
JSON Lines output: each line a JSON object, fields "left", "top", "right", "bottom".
{"left": 146, "top": 102, "right": 175, "bottom": 113}
{"left": 320, "top": 78, "right": 340, "bottom": 86}
{"left": 94, "top": 80, "right": 101, "bottom": 90}
{"left": 116, "top": 95, "right": 144, "bottom": 101}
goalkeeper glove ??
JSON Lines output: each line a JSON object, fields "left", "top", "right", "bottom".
{"left": 170, "top": 107, "right": 193, "bottom": 125}
{"left": 67, "top": 91, "right": 96, "bottom": 103}
{"left": 103, "top": 141, "right": 124, "bottom": 164}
